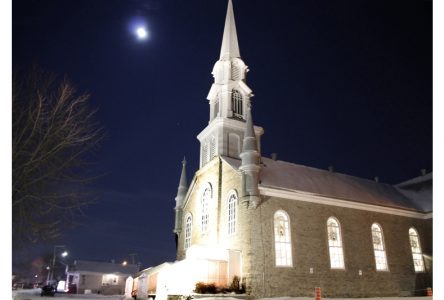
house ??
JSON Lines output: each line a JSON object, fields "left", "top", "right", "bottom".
{"left": 143, "top": 1, "right": 432, "bottom": 299}
{"left": 66, "top": 260, "right": 139, "bottom": 295}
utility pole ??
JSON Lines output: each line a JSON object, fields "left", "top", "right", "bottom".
{"left": 47, "top": 245, "right": 68, "bottom": 284}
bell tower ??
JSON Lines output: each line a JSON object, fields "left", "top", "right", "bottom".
{"left": 197, "top": 0, "right": 263, "bottom": 168}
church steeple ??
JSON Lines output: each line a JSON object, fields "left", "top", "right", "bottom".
{"left": 174, "top": 158, "right": 188, "bottom": 234}
{"left": 220, "top": 0, "right": 240, "bottom": 60}
{"left": 197, "top": 0, "right": 263, "bottom": 168}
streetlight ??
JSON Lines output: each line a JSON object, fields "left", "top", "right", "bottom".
{"left": 47, "top": 245, "right": 68, "bottom": 284}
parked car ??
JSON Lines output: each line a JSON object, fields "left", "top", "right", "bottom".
{"left": 41, "top": 285, "right": 56, "bottom": 297}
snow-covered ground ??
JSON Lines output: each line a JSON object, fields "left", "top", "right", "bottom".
{"left": 11, "top": 288, "right": 124, "bottom": 300}
{"left": 11, "top": 290, "right": 432, "bottom": 300}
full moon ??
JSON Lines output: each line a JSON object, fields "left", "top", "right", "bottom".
{"left": 136, "top": 27, "right": 148, "bottom": 39}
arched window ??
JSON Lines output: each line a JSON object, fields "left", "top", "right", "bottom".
{"left": 371, "top": 223, "right": 388, "bottom": 271}
{"left": 409, "top": 228, "right": 425, "bottom": 272}
{"left": 201, "top": 184, "right": 212, "bottom": 233}
{"left": 327, "top": 217, "right": 345, "bottom": 269}
{"left": 185, "top": 214, "right": 192, "bottom": 250}
{"left": 231, "top": 89, "right": 243, "bottom": 119}
{"left": 227, "top": 191, "right": 237, "bottom": 235}
{"left": 274, "top": 210, "right": 292, "bottom": 267}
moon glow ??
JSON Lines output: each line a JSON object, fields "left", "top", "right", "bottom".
{"left": 136, "top": 27, "right": 148, "bottom": 39}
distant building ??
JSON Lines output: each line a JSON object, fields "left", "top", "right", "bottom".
{"left": 66, "top": 260, "right": 138, "bottom": 295}
{"left": 140, "top": 1, "right": 432, "bottom": 299}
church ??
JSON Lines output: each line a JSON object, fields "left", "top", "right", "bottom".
{"left": 128, "top": 1, "right": 432, "bottom": 299}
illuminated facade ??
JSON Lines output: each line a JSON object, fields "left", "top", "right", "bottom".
{"left": 149, "top": 1, "right": 432, "bottom": 299}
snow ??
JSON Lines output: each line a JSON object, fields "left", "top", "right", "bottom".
{"left": 11, "top": 291, "right": 432, "bottom": 300}
{"left": 11, "top": 289, "right": 124, "bottom": 300}
{"left": 195, "top": 297, "right": 433, "bottom": 300}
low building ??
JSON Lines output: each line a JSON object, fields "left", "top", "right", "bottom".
{"left": 66, "top": 260, "right": 139, "bottom": 295}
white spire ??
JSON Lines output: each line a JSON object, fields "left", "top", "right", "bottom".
{"left": 174, "top": 158, "right": 188, "bottom": 234}
{"left": 176, "top": 157, "right": 188, "bottom": 205}
{"left": 242, "top": 106, "right": 257, "bottom": 152}
{"left": 220, "top": 0, "right": 240, "bottom": 60}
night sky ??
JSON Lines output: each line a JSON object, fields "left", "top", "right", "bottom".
{"left": 12, "top": 0, "right": 432, "bottom": 271}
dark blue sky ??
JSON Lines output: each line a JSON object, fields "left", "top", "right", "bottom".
{"left": 13, "top": 0, "right": 432, "bottom": 270}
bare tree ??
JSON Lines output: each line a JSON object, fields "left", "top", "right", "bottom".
{"left": 12, "top": 66, "right": 104, "bottom": 248}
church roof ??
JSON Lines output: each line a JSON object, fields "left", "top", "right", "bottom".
{"left": 395, "top": 173, "right": 432, "bottom": 212}
{"left": 222, "top": 156, "right": 432, "bottom": 213}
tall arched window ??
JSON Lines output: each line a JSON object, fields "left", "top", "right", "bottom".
{"left": 227, "top": 191, "right": 237, "bottom": 235}
{"left": 185, "top": 215, "right": 192, "bottom": 250}
{"left": 327, "top": 217, "right": 345, "bottom": 269}
{"left": 409, "top": 228, "right": 425, "bottom": 272}
{"left": 201, "top": 184, "right": 212, "bottom": 233}
{"left": 274, "top": 210, "right": 292, "bottom": 267}
{"left": 371, "top": 223, "right": 388, "bottom": 271}
{"left": 231, "top": 89, "right": 243, "bottom": 119}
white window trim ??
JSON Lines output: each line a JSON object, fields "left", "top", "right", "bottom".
{"left": 371, "top": 223, "right": 389, "bottom": 272}
{"left": 273, "top": 210, "right": 293, "bottom": 267}
{"left": 201, "top": 183, "right": 212, "bottom": 234}
{"left": 409, "top": 227, "right": 425, "bottom": 272}
{"left": 184, "top": 213, "right": 192, "bottom": 250}
{"left": 227, "top": 190, "right": 238, "bottom": 236}
{"left": 327, "top": 217, "right": 345, "bottom": 270}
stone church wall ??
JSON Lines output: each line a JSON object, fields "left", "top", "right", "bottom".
{"left": 176, "top": 158, "right": 220, "bottom": 260}
{"left": 177, "top": 158, "right": 250, "bottom": 267}
{"left": 248, "top": 196, "right": 432, "bottom": 298}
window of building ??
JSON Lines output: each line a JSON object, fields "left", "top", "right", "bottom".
{"left": 201, "top": 184, "right": 212, "bottom": 233}
{"left": 371, "top": 223, "right": 388, "bottom": 271}
{"left": 274, "top": 210, "right": 292, "bottom": 267}
{"left": 327, "top": 217, "right": 345, "bottom": 269}
{"left": 231, "top": 89, "right": 243, "bottom": 119}
{"left": 102, "top": 274, "right": 118, "bottom": 285}
{"left": 409, "top": 228, "right": 425, "bottom": 272}
{"left": 185, "top": 214, "right": 192, "bottom": 250}
{"left": 227, "top": 191, "right": 237, "bottom": 235}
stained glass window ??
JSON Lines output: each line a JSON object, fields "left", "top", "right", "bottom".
{"left": 371, "top": 223, "right": 388, "bottom": 271}
{"left": 274, "top": 210, "right": 292, "bottom": 267}
{"left": 409, "top": 228, "right": 425, "bottom": 272}
{"left": 327, "top": 217, "right": 345, "bottom": 269}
